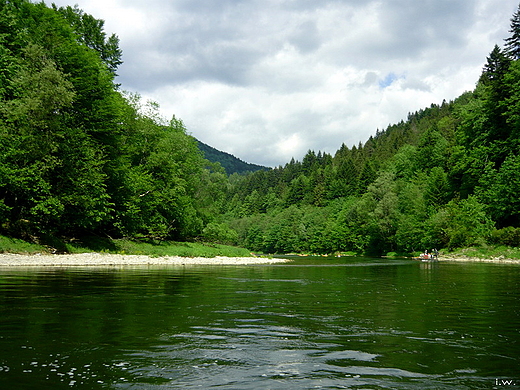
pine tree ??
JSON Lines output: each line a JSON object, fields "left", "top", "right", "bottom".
{"left": 505, "top": 3, "right": 520, "bottom": 60}
{"left": 481, "top": 45, "right": 511, "bottom": 84}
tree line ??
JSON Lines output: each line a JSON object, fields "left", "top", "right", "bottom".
{"left": 1, "top": 1, "right": 520, "bottom": 255}
{"left": 213, "top": 4, "right": 520, "bottom": 255}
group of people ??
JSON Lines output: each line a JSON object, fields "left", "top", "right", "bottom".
{"left": 420, "top": 248, "right": 439, "bottom": 260}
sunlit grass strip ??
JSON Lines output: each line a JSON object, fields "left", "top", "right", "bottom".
{"left": 0, "top": 235, "right": 253, "bottom": 258}
{"left": 0, "top": 235, "right": 47, "bottom": 254}
{"left": 109, "top": 239, "right": 253, "bottom": 258}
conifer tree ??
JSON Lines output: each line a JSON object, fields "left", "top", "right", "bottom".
{"left": 481, "top": 45, "right": 511, "bottom": 84}
{"left": 505, "top": 3, "right": 520, "bottom": 60}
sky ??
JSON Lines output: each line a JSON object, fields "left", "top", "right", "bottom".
{"left": 46, "top": 0, "right": 519, "bottom": 167}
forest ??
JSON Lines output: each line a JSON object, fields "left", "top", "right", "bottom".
{"left": 1, "top": 0, "right": 520, "bottom": 256}
{"left": 197, "top": 140, "right": 267, "bottom": 175}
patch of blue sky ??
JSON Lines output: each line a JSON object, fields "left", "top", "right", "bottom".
{"left": 379, "top": 73, "right": 400, "bottom": 88}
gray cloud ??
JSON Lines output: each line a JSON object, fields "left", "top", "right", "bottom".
{"left": 46, "top": 0, "right": 519, "bottom": 167}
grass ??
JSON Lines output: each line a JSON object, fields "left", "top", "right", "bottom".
{"left": 385, "top": 251, "right": 414, "bottom": 258}
{"left": 0, "top": 235, "right": 48, "bottom": 254}
{"left": 0, "top": 234, "right": 254, "bottom": 258}
{"left": 445, "top": 245, "right": 520, "bottom": 260}
{"left": 110, "top": 239, "right": 253, "bottom": 258}
{"left": 4, "top": 233, "right": 519, "bottom": 260}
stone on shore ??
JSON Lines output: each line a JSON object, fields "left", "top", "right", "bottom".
{"left": 0, "top": 253, "right": 289, "bottom": 267}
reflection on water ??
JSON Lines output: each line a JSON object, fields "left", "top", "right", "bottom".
{"left": 0, "top": 257, "right": 519, "bottom": 389}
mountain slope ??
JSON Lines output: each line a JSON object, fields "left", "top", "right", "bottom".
{"left": 197, "top": 141, "right": 268, "bottom": 175}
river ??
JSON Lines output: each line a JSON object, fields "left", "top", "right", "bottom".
{"left": 0, "top": 256, "right": 518, "bottom": 389}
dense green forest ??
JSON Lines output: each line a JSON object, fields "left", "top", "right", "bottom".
{"left": 0, "top": 0, "right": 227, "bottom": 243}
{"left": 214, "top": 5, "right": 520, "bottom": 255}
{"left": 1, "top": 0, "right": 520, "bottom": 256}
{"left": 197, "top": 141, "right": 267, "bottom": 175}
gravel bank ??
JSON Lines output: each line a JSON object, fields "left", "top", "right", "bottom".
{"left": 0, "top": 253, "right": 290, "bottom": 267}
{"left": 438, "top": 256, "right": 520, "bottom": 264}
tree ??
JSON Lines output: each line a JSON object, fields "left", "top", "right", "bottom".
{"left": 112, "top": 106, "right": 205, "bottom": 239}
{"left": 502, "top": 60, "right": 520, "bottom": 149}
{"left": 481, "top": 45, "right": 511, "bottom": 83}
{"left": 334, "top": 156, "right": 359, "bottom": 197}
{"left": 427, "top": 196, "right": 493, "bottom": 249}
{"left": 424, "top": 166, "right": 450, "bottom": 209}
{"left": 0, "top": 42, "right": 112, "bottom": 237}
{"left": 395, "top": 180, "right": 428, "bottom": 252}
{"left": 202, "top": 222, "right": 238, "bottom": 245}
{"left": 416, "top": 126, "right": 450, "bottom": 172}
{"left": 479, "top": 46, "right": 515, "bottom": 164}
{"left": 362, "top": 171, "right": 400, "bottom": 254}
{"left": 390, "top": 144, "right": 418, "bottom": 180}
{"left": 357, "top": 160, "right": 376, "bottom": 193}
{"left": 477, "top": 154, "right": 520, "bottom": 227}
{"left": 285, "top": 174, "right": 308, "bottom": 206}
{"left": 0, "top": 2, "right": 208, "bottom": 242}
{"left": 55, "top": 5, "right": 122, "bottom": 75}
{"left": 505, "top": 3, "right": 520, "bottom": 60}
{"left": 1, "top": 44, "right": 75, "bottom": 131}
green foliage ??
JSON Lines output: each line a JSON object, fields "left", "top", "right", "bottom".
{"left": 490, "top": 227, "right": 520, "bottom": 247}
{"left": 0, "top": 234, "right": 48, "bottom": 254}
{"left": 446, "top": 245, "right": 520, "bottom": 261}
{"left": 476, "top": 154, "right": 520, "bottom": 227}
{"left": 0, "top": 233, "right": 253, "bottom": 257}
{"left": 55, "top": 4, "right": 122, "bottom": 75}
{"left": 424, "top": 166, "right": 450, "bottom": 209}
{"left": 505, "top": 3, "right": 520, "bottom": 60}
{"left": 427, "top": 196, "right": 494, "bottom": 250}
{"left": 110, "top": 239, "right": 252, "bottom": 258}
{"left": 0, "top": 1, "right": 208, "bottom": 243}
{"left": 202, "top": 222, "right": 238, "bottom": 245}
{"left": 197, "top": 140, "right": 267, "bottom": 175}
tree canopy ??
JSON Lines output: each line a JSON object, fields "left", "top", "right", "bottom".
{"left": 0, "top": 0, "right": 208, "bottom": 243}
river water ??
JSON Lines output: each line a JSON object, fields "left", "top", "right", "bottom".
{"left": 0, "top": 256, "right": 518, "bottom": 389}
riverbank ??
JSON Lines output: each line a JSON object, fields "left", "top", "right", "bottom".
{"left": 0, "top": 253, "right": 290, "bottom": 267}
{"left": 0, "top": 235, "right": 259, "bottom": 260}
{"left": 435, "top": 246, "right": 520, "bottom": 264}
{"left": 438, "top": 255, "right": 520, "bottom": 264}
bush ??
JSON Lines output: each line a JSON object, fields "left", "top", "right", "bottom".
{"left": 490, "top": 227, "right": 520, "bottom": 247}
{"left": 202, "top": 222, "right": 239, "bottom": 245}
{"left": 427, "top": 196, "right": 494, "bottom": 249}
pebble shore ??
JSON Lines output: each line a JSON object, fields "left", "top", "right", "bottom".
{"left": 438, "top": 256, "right": 520, "bottom": 264}
{"left": 0, "top": 253, "right": 290, "bottom": 267}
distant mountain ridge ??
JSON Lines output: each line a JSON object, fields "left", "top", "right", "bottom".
{"left": 196, "top": 141, "right": 268, "bottom": 175}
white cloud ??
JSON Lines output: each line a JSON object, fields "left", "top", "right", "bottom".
{"left": 46, "top": 0, "right": 519, "bottom": 166}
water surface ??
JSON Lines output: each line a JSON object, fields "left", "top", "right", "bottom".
{"left": 0, "top": 256, "right": 518, "bottom": 389}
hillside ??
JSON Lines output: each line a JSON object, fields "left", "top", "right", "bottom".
{"left": 197, "top": 141, "right": 268, "bottom": 175}
{"left": 220, "top": 27, "right": 520, "bottom": 254}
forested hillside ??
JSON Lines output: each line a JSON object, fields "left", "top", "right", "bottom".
{"left": 214, "top": 5, "right": 520, "bottom": 255}
{"left": 197, "top": 141, "right": 267, "bottom": 175}
{"left": 0, "top": 0, "right": 223, "bottom": 243}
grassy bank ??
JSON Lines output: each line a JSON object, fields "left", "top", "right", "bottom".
{"left": 443, "top": 245, "right": 520, "bottom": 261}
{"left": 0, "top": 235, "right": 253, "bottom": 258}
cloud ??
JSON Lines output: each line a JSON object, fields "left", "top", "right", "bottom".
{"left": 46, "top": 0, "right": 519, "bottom": 167}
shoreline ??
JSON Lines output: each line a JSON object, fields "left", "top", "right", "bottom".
{"left": 438, "top": 255, "right": 520, "bottom": 264}
{"left": 1, "top": 253, "right": 519, "bottom": 267}
{"left": 0, "top": 253, "right": 290, "bottom": 267}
